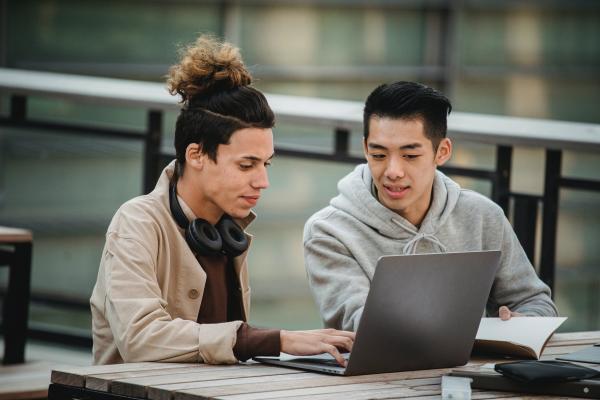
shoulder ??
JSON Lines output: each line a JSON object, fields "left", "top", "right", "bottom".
{"left": 304, "top": 206, "right": 336, "bottom": 237}
{"left": 107, "top": 194, "right": 168, "bottom": 240}
{"left": 304, "top": 205, "right": 350, "bottom": 242}
{"left": 456, "top": 189, "right": 505, "bottom": 220}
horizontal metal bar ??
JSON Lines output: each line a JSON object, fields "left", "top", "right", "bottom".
{"left": 275, "top": 145, "right": 364, "bottom": 164}
{"left": 439, "top": 165, "right": 496, "bottom": 180}
{"left": 0, "top": 321, "right": 92, "bottom": 348}
{"left": 560, "top": 177, "right": 600, "bottom": 192}
{"left": 0, "top": 289, "right": 89, "bottom": 310}
{"left": 27, "top": 322, "right": 92, "bottom": 348}
{"left": 2, "top": 68, "right": 599, "bottom": 151}
{"left": 159, "top": 147, "right": 500, "bottom": 180}
{"left": 0, "top": 117, "right": 146, "bottom": 140}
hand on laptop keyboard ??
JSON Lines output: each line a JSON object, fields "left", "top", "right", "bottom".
{"left": 280, "top": 328, "right": 355, "bottom": 367}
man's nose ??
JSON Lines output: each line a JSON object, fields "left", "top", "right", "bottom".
{"left": 385, "top": 158, "right": 405, "bottom": 180}
{"left": 252, "top": 167, "right": 269, "bottom": 189}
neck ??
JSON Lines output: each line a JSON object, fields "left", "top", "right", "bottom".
{"left": 405, "top": 184, "right": 433, "bottom": 228}
{"left": 176, "top": 172, "right": 223, "bottom": 225}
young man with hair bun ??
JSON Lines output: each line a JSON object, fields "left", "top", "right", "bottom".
{"left": 91, "top": 35, "right": 354, "bottom": 366}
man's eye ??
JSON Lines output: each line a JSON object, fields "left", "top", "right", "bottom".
{"left": 404, "top": 155, "right": 420, "bottom": 159}
{"left": 240, "top": 164, "right": 253, "bottom": 170}
{"left": 370, "top": 154, "right": 385, "bottom": 159}
{"left": 265, "top": 161, "right": 272, "bottom": 167}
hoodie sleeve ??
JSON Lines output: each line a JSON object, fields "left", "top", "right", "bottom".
{"left": 304, "top": 228, "right": 371, "bottom": 332}
{"left": 486, "top": 209, "right": 559, "bottom": 317}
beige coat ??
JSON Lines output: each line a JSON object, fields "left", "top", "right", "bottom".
{"left": 90, "top": 161, "right": 254, "bottom": 365}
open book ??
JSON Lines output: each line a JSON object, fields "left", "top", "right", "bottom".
{"left": 473, "top": 317, "right": 567, "bottom": 359}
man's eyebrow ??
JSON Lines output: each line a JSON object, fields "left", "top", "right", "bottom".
{"left": 367, "top": 142, "right": 423, "bottom": 150}
{"left": 367, "top": 142, "right": 387, "bottom": 150}
{"left": 399, "top": 143, "right": 423, "bottom": 150}
{"left": 241, "top": 153, "right": 275, "bottom": 162}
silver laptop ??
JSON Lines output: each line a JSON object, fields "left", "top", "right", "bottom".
{"left": 254, "top": 250, "right": 501, "bottom": 376}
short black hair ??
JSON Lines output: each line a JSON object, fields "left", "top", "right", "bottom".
{"left": 363, "top": 81, "right": 452, "bottom": 148}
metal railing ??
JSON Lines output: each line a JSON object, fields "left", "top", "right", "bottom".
{"left": 0, "top": 68, "right": 599, "bottom": 347}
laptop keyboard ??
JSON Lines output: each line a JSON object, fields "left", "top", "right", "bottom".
{"left": 294, "top": 354, "right": 349, "bottom": 367}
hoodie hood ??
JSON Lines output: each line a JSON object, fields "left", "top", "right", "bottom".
{"left": 330, "top": 164, "right": 460, "bottom": 253}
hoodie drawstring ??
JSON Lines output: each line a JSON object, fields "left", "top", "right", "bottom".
{"left": 392, "top": 219, "right": 447, "bottom": 255}
{"left": 402, "top": 232, "right": 447, "bottom": 255}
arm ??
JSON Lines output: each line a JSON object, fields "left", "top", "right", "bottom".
{"left": 102, "top": 232, "right": 242, "bottom": 363}
{"left": 488, "top": 214, "right": 559, "bottom": 317}
{"left": 304, "top": 233, "right": 371, "bottom": 332}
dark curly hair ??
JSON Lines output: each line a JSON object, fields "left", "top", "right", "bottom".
{"left": 167, "top": 35, "right": 275, "bottom": 173}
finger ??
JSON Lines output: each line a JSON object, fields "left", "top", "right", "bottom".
{"left": 323, "top": 335, "right": 354, "bottom": 352}
{"left": 323, "top": 344, "right": 346, "bottom": 367}
{"left": 315, "top": 329, "right": 356, "bottom": 341}
{"left": 499, "top": 306, "right": 511, "bottom": 321}
{"left": 330, "top": 330, "right": 356, "bottom": 339}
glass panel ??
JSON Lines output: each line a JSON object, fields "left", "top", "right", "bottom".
{"left": 239, "top": 5, "right": 425, "bottom": 67}
{"left": 459, "top": 8, "right": 600, "bottom": 67}
{"left": 7, "top": 0, "right": 220, "bottom": 79}
{"left": 0, "top": 127, "right": 143, "bottom": 331}
{"left": 555, "top": 189, "right": 600, "bottom": 331}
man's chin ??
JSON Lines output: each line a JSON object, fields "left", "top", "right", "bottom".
{"left": 381, "top": 198, "right": 410, "bottom": 214}
{"left": 228, "top": 209, "right": 252, "bottom": 220}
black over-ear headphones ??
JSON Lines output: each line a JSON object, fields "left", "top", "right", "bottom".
{"left": 169, "top": 181, "right": 249, "bottom": 257}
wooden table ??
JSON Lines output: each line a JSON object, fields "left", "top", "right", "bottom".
{"left": 0, "top": 226, "right": 33, "bottom": 365}
{"left": 48, "top": 331, "right": 600, "bottom": 400}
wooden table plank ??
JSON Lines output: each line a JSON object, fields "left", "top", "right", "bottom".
{"left": 86, "top": 364, "right": 237, "bottom": 392}
{"left": 51, "top": 363, "right": 196, "bottom": 387}
{"left": 111, "top": 365, "right": 302, "bottom": 398}
{"left": 150, "top": 372, "right": 320, "bottom": 400}
{"left": 174, "top": 375, "right": 443, "bottom": 400}
{"left": 215, "top": 381, "right": 438, "bottom": 400}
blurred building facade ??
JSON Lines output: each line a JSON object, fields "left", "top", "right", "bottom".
{"left": 0, "top": 0, "right": 598, "bottom": 339}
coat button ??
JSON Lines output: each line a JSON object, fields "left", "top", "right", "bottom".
{"left": 188, "top": 289, "right": 199, "bottom": 299}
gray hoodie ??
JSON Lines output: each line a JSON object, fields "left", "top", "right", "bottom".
{"left": 304, "top": 164, "right": 557, "bottom": 331}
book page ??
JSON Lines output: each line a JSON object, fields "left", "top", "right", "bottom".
{"left": 475, "top": 317, "right": 567, "bottom": 358}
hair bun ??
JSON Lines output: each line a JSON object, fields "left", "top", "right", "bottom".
{"left": 167, "top": 35, "right": 252, "bottom": 103}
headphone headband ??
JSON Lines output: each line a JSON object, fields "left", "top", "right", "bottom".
{"left": 169, "top": 181, "right": 191, "bottom": 230}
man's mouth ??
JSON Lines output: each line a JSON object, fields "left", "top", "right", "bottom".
{"left": 383, "top": 184, "right": 410, "bottom": 199}
{"left": 241, "top": 195, "right": 260, "bottom": 206}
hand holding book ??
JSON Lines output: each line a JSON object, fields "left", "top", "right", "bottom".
{"left": 474, "top": 317, "right": 567, "bottom": 359}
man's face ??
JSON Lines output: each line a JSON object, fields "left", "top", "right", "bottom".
{"left": 191, "top": 127, "right": 274, "bottom": 221}
{"left": 363, "top": 116, "right": 451, "bottom": 226}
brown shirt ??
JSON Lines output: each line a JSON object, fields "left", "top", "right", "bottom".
{"left": 196, "top": 253, "right": 280, "bottom": 361}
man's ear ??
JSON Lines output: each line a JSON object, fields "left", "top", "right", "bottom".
{"left": 363, "top": 138, "right": 369, "bottom": 160}
{"left": 185, "top": 143, "right": 205, "bottom": 171}
{"left": 435, "top": 138, "right": 452, "bottom": 166}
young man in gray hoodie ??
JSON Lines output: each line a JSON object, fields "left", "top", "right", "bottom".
{"left": 303, "top": 81, "right": 558, "bottom": 332}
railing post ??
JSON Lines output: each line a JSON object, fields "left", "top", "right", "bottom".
{"left": 2, "top": 241, "right": 32, "bottom": 364}
{"left": 540, "top": 150, "right": 562, "bottom": 295}
{"left": 492, "top": 145, "right": 512, "bottom": 215}
{"left": 143, "top": 110, "right": 162, "bottom": 194}
{"left": 334, "top": 128, "right": 350, "bottom": 160}
{"left": 512, "top": 194, "right": 539, "bottom": 265}
{"left": 10, "top": 95, "right": 27, "bottom": 121}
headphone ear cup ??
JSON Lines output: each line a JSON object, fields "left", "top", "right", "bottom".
{"left": 216, "top": 216, "right": 249, "bottom": 258}
{"left": 186, "top": 219, "right": 223, "bottom": 256}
